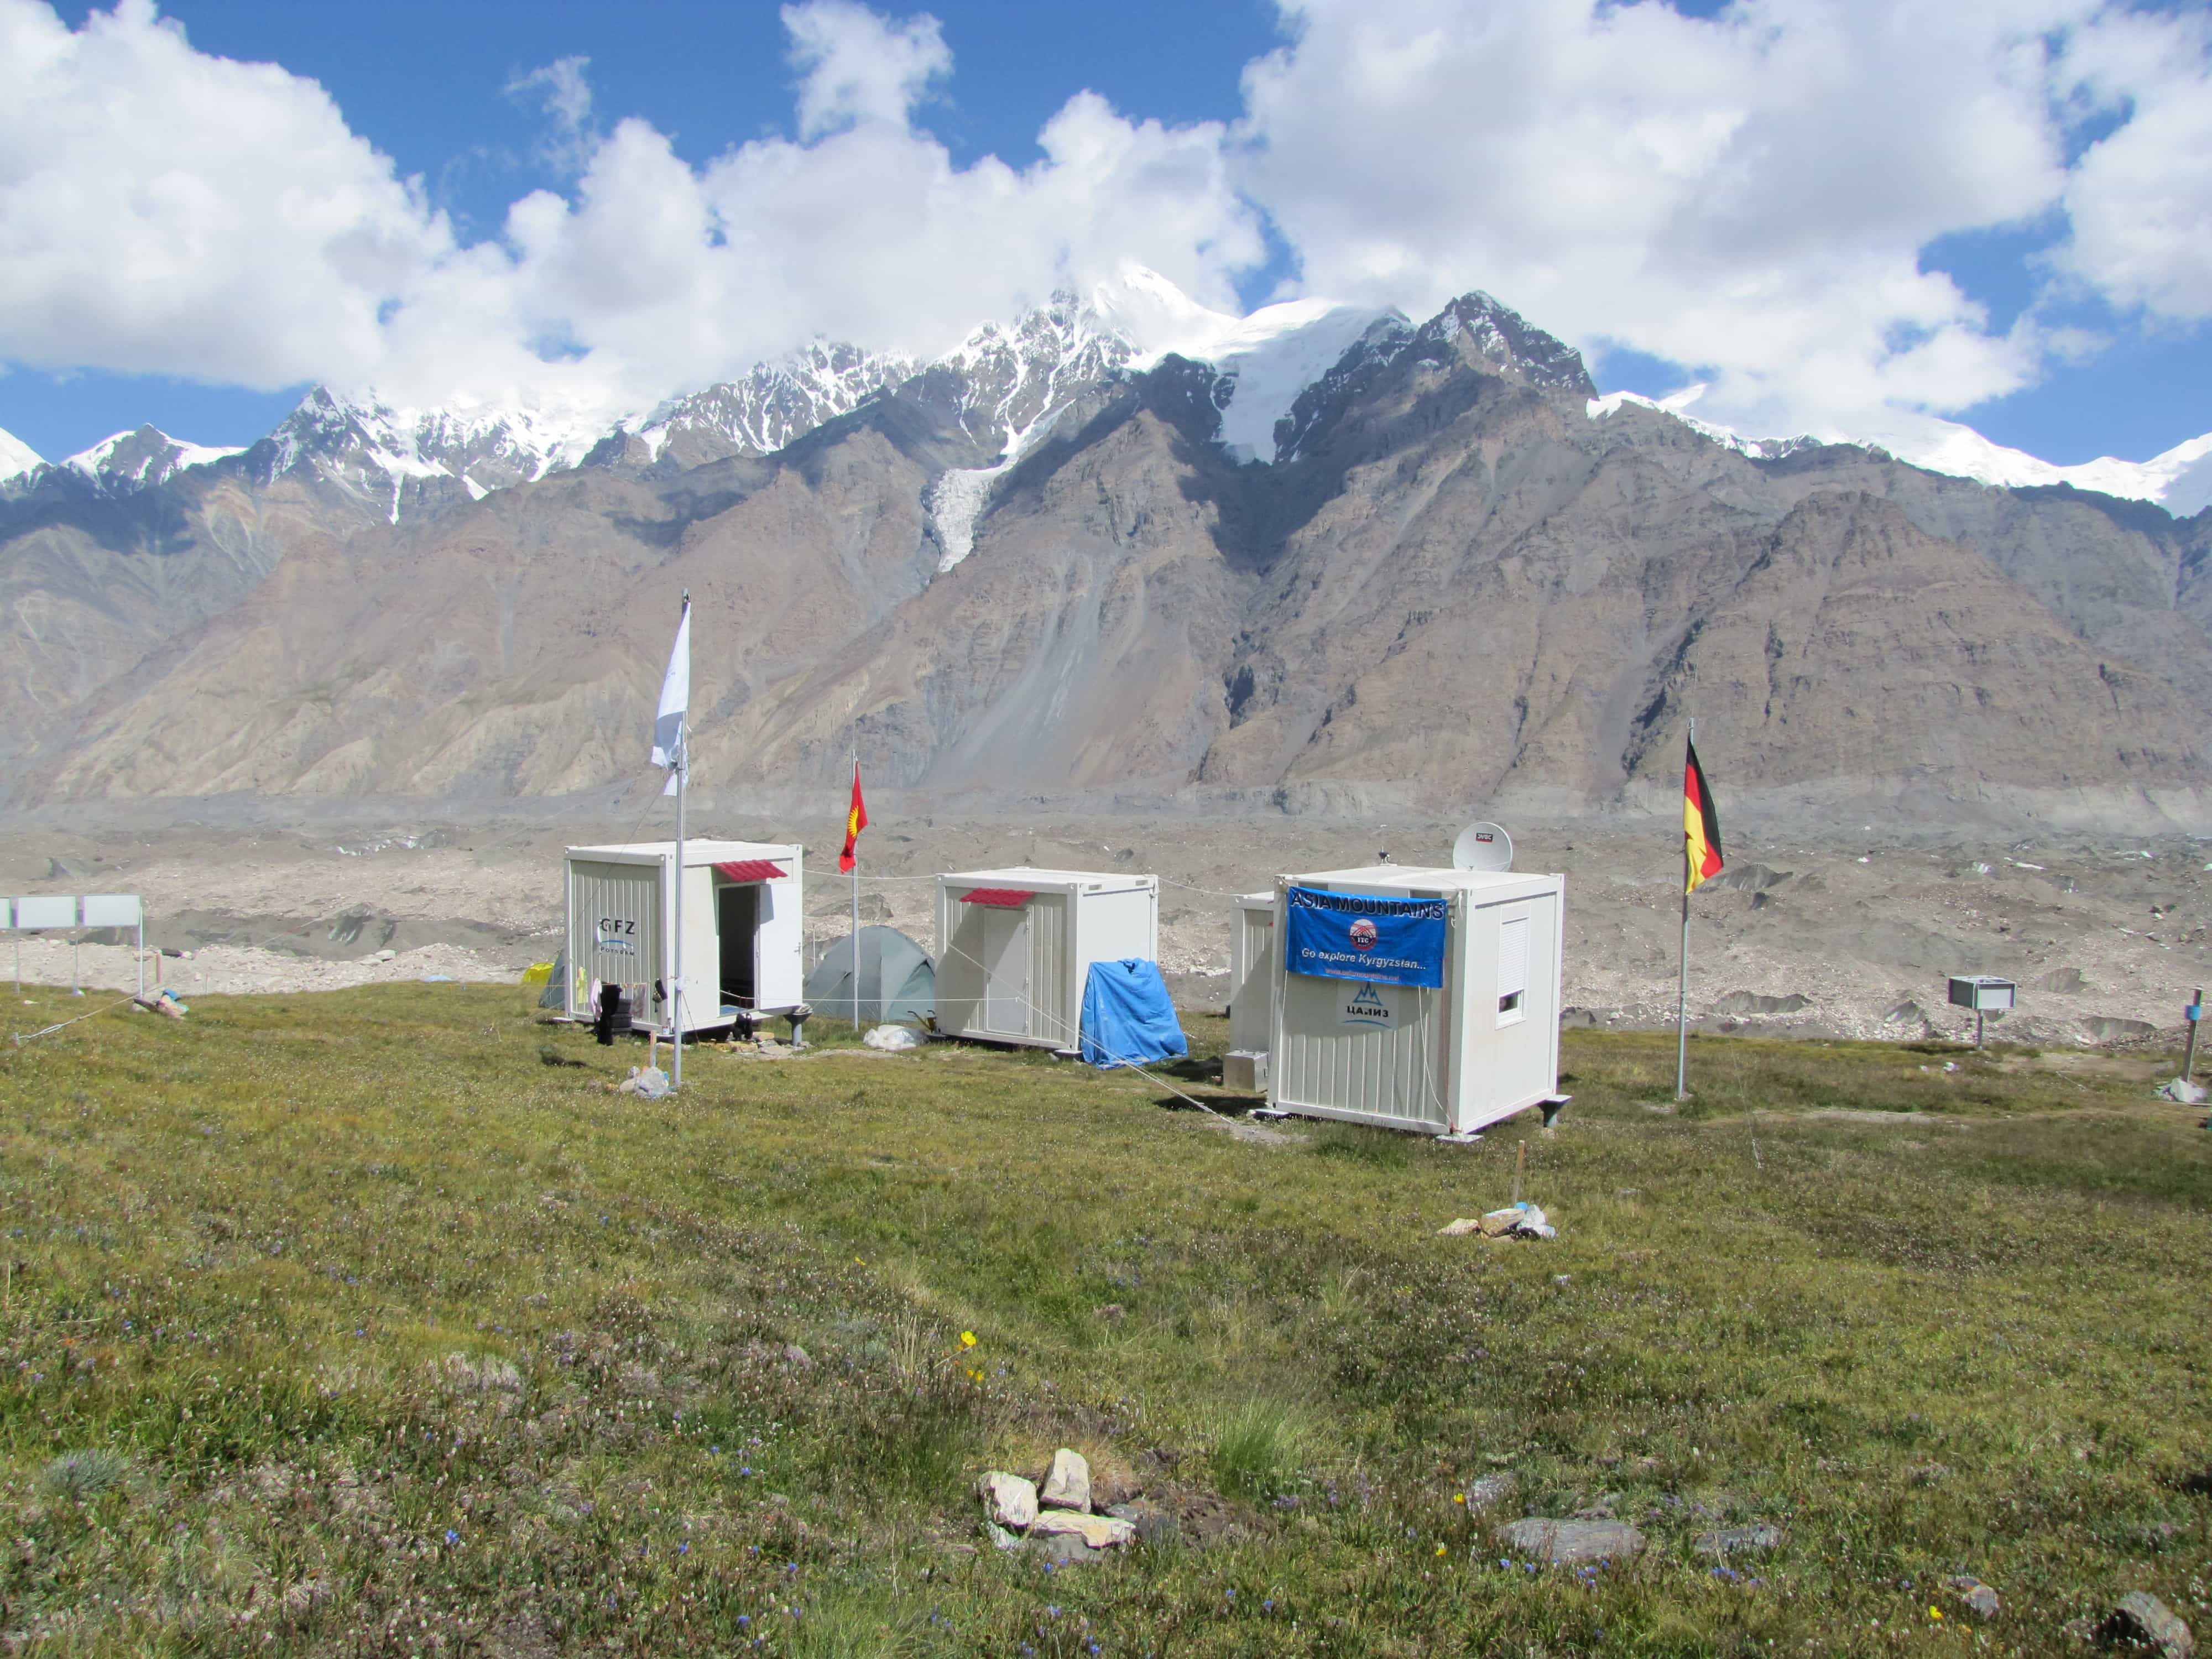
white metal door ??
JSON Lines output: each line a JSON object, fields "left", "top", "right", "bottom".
{"left": 981, "top": 907, "right": 1030, "bottom": 1036}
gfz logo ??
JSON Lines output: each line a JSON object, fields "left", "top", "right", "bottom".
{"left": 596, "top": 916, "right": 638, "bottom": 954}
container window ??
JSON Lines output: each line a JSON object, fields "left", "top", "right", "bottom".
{"left": 1496, "top": 915, "right": 1530, "bottom": 1026}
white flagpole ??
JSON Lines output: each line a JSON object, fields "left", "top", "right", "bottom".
{"left": 1676, "top": 716, "right": 1693, "bottom": 1102}
{"left": 669, "top": 592, "right": 691, "bottom": 1091}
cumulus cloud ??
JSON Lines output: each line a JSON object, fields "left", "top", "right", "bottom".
{"left": 1233, "top": 0, "right": 2210, "bottom": 437}
{"left": 0, "top": 0, "right": 2205, "bottom": 445}
{"left": 0, "top": 0, "right": 1260, "bottom": 415}
{"left": 0, "top": 0, "right": 452, "bottom": 391}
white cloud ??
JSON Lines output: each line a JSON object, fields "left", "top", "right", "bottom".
{"left": 505, "top": 55, "right": 597, "bottom": 176}
{"left": 782, "top": 0, "right": 950, "bottom": 139}
{"left": 1235, "top": 0, "right": 2210, "bottom": 438}
{"left": 0, "top": 0, "right": 2204, "bottom": 450}
{"left": 0, "top": 0, "right": 1260, "bottom": 415}
{"left": 0, "top": 0, "right": 452, "bottom": 390}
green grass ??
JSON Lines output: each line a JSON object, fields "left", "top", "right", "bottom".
{"left": 1, "top": 983, "right": 2209, "bottom": 1655}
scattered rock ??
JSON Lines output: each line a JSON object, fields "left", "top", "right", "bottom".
{"left": 978, "top": 1471, "right": 1038, "bottom": 1530}
{"left": 1693, "top": 1524, "right": 1783, "bottom": 1558}
{"left": 1496, "top": 1518, "right": 1646, "bottom": 1564}
{"left": 1948, "top": 1575, "right": 2000, "bottom": 1618}
{"left": 2083, "top": 1016, "right": 2157, "bottom": 1043}
{"left": 1026, "top": 1531, "right": 1105, "bottom": 1567}
{"left": 1437, "top": 1217, "right": 1484, "bottom": 1236}
{"left": 2034, "top": 967, "right": 2085, "bottom": 993}
{"left": 1040, "top": 1448, "right": 1091, "bottom": 1512}
{"left": 1027, "top": 1509, "right": 1134, "bottom": 1550}
{"left": 2100, "top": 1592, "right": 2193, "bottom": 1657}
{"left": 1105, "top": 1501, "right": 1180, "bottom": 1545}
{"left": 1463, "top": 1472, "right": 1518, "bottom": 1512}
{"left": 1710, "top": 990, "right": 1813, "bottom": 1015}
{"left": 863, "top": 1024, "right": 926, "bottom": 1051}
{"left": 1906, "top": 1463, "right": 1950, "bottom": 1486}
{"left": 985, "top": 1522, "right": 1024, "bottom": 1552}
{"left": 2157, "top": 1079, "right": 2206, "bottom": 1104}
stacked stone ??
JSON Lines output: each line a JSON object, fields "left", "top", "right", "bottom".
{"left": 977, "top": 1449, "right": 1136, "bottom": 1564}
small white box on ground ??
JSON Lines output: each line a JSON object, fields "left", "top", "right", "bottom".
{"left": 935, "top": 868, "right": 1159, "bottom": 1050}
{"left": 1947, "top": 975, "right": 2016, "bottom": 1011}
{"left": 564, "top": 841, "right": 804, "bottom": 1034}
{"left": 1267, "top": 864, "right": 1566, "bottom": 1136}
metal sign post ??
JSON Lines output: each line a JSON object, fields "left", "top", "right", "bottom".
{"left": 2184, "top": 989, "right": 2203, "bottom": 1085}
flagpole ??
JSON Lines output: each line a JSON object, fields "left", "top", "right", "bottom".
{"left": 671, "top": 593, "right": 688, "bottom": 1092}
{"left": 849, "top": 747, "right": 860, "bottom": 1030}
{"left": 1676, "top": 716, "right": 1693, "bottom": 1101}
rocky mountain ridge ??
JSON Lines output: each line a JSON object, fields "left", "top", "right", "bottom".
{"left": 4, "top": 277, "right": 2211, "bottom": 824}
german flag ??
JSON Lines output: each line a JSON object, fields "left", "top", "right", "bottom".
{"left": 838, "top": 758, "right": 868, "bottom": 873}
{"left": 1683, "top": 737, "right": 1724, "bottom": 895}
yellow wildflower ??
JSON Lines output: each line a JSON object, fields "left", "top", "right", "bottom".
{"left": 959, "top": 1331, "right": 977, "bottom": 1348}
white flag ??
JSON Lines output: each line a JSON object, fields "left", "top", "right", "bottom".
{"left": 651, "top": 599, "right": 689, "bottom": 782}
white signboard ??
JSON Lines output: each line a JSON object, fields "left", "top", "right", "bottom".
{"left": 1339, "top": 980, "right": 1400, "bottom": 1030}
{"left": 12, "top": 896, "right": 77, "bottom": 930}
{"left": 81, "top": 895, "right": 143, "bottom": 928}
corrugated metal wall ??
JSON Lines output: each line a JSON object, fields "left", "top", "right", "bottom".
{"left": 1274, "top": 969, "right": 1449, "bottom": 1131}
{"left": 569, "top": 860, "right": 660, "bottom": 1007}
{"left": 1031, "top": 894, "right": 1069, "bottom": 1045}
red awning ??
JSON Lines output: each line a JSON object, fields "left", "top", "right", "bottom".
{"left": 961, "top": 887, "right": 1035, "bottom": 908}
{"left": 713, "top": 859, "right": 788, "bottom": 883}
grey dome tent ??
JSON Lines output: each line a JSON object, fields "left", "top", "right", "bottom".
{"left": 805, "top": 925, "right": 936, "bottom": 1026}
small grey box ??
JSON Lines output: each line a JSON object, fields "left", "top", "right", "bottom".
{"left": 1223, "top": 1049, "right": 1270, "bottom": 1093}
{"left": 1947, "top": 975, "right": 2016, "bottom": 1011}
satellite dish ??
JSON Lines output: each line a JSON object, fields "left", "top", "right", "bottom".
{"left": 1451, "top": 821, "right": 1514, "bottom": 872}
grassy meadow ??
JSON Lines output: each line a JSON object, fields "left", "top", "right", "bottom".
{"left": 0, "top": 983, "right": 2208, "bottom": 1656}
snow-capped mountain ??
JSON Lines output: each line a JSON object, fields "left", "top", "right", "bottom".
{"left": 1, "top": 424, "right": 248, "bottom": 496}
{"left": 1892, "top": 423, "right": 2212, "bottom": 518}
{"left": 0, "top": 424, "right": 40, "bottom": 484}
{"left": 592, "top": 341, "right": 916, "bottom": 474}
{"left": 9, "top": 265, "right": 2205, "bottom": 528}
{"left": 1589, "top": 385, "right": 2212, "bottom": 517}
{"left": 242, "top": 385, "right": 644, "bottom": 522}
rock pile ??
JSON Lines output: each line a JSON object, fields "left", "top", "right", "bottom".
{"left": 977, "top": 1449, "right": 1139, "bottom": 1564}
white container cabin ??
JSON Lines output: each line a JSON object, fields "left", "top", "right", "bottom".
{"left": 934, "top": 868, "right": 1159, "bottom": 1051}
{"left": 564, "top": 841, "right": 804, "bottom": 1034}
{"left": 1267, "top": 864, "right": 1566, "bottom": 1135}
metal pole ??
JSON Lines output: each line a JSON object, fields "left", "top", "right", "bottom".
{"left": 2184, "top": 987, "right": 2203, "bottom": 1083}
{"left": 851, "top": 748, "right": 861, "bottom": 1030}
{"left": 136, "top": 919, "right": 144, "bottom": 1001}
{"left": 1975, "top": 1008, "right": 1984, "bottom": 1049}
{"left": 671, "top": 728, "right": 685, "bottom": 1091}
{"left": 1676, "top": 716, "right": 1694, "bottom": 1101}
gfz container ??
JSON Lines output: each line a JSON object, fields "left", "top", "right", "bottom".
{"left": 1268, "top": 864, "right": 1566, "bottom": 1136}
{"left": 564, "top": 841, "right": 804, "bottom": 1035}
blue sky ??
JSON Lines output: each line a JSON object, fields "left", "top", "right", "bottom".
{"left": 2, "top": 0, "right": 2206, "bottom": 474}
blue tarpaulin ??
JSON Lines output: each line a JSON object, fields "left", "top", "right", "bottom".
{"left": 1284, "top": 885, "right": 1448, "bottom": 988}
{"left": 1079, "top": 958, "right": 1189, "bottom": 1070}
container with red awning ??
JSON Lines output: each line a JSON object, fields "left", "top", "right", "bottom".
{"left": 935, "top": 867, "right": 1161, "bottom": 1053}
